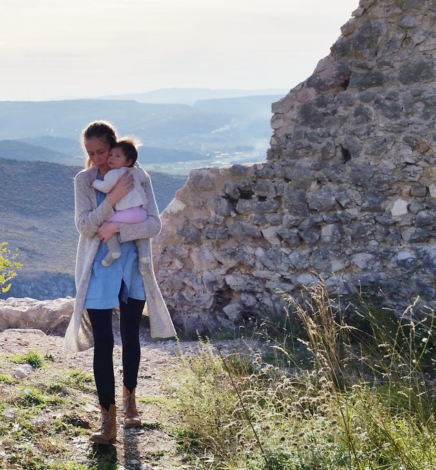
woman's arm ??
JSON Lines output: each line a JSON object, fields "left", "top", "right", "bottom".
{"left": 75, "top": 170, "right": 134, "bottom": 239}
{"left": 75, "top": 171, "right": 115, "bottom": 239}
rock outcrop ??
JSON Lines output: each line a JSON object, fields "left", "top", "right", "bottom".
{"left": 152, "top": 0, "right": 436, "bottom": 335}
{"left": 0, "top": 297, "right": 74, "bottom": 334}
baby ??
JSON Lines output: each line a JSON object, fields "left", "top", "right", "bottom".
{"left": 93, "top": 138, "right": 149, "bottom": 267}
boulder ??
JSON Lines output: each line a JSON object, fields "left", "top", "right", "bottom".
{"left": 0, "top": 297, "right": 74, "bottom": 334}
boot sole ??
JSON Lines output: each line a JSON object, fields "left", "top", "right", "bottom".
{"left": 124, "top": 421, "right": 142, "bottom": 427}
{"left": 89, "top": 436, "right": 117, "bottom": 445}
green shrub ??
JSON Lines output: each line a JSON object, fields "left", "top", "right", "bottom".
{"left": 0, "top": 241, "right": 22, "bottom": 292}
{"left": 12, "top": 351, "right": 44, "bottom": 368}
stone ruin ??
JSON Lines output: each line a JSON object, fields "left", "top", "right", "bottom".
{"left": 153, "top": 0, "right": 436, "bottom": 335}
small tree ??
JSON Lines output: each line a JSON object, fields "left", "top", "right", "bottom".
{"left": 0, "top": 242, "right": 22, "bottom": 293}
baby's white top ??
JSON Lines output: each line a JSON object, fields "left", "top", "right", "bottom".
{"left": 92, "top": 166, "right": 148, "bottom": 211}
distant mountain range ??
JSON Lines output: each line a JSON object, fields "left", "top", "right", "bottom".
{"left": 0, "top": 93, "right": 282, "bottom": 169}
{"left": 0, "top": 157, "right": 186, "bottom": 300}
{"left": 92, "top": 87, "right": 289, "bottom": 106}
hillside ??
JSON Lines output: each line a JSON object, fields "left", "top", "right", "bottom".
{"left": 20, "top": 136, "right": 83, "bottom": 158}
{"left": 0, "top": 139, "right": 83, "bottom": 166}
{"left": 0, "top": 157, "right": 186, "bottom": 299}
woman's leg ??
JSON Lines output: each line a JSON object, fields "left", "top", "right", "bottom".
{"left": 119, "top": 297, "right": 145, "bottom": 392}
{"left": 87, "top": 308, "right": 115, "bottom": 411}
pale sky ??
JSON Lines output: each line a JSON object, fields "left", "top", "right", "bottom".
{"left": 0, "top": 0, "right": 354, "bottom": 101}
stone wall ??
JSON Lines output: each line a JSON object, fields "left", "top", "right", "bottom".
{"left": 153, "top": 0, "right": 436, "bottom": 335}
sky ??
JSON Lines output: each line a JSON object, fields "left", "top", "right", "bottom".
{"left": 0, "top": 0, "right": 354, "bottom": 101}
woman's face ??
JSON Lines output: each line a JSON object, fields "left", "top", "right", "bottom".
{"left": 84, "top": 137, "right": 111, "bottom": 171}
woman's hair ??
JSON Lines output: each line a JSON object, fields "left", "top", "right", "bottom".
{"left": 113, "top": 136, "right": 142, "bottom": 168}
{"left": 82, "top": 121, "right": 118, "bottom": 168}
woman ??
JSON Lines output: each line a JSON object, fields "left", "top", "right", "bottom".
{"left": 64, "top": 121, "right": 175, "bottom": 445}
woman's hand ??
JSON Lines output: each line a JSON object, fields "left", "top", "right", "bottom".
{"left": 98, "top": 222, "right": 120, "bottom": 243}
{"left": 106, "top": 172, "right": 134, "bottom": 207}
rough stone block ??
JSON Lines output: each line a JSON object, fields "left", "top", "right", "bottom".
{"left": 252, "top": 180, "right": 277, "bottom": 198}
{"left": 277, "top": 228, "right": 300, "bottom": 247}
{"left": 298, "top": 228, "right": 320, "bottom": 245}
{"left": 401, "top": 227, "right": 432, "bottom": 243}
{"left": 350, "top": 70, "right": 385, "bottom": 90}
{"left": 223, "top": 181, "right": 241, "bottom": 200}
{"left": 429, "top": 184, "right": 436, "bottom": 198}
{"left": 288, "top": 251, "right": 309, "bottom": 270}
{"left": 204, "top": 228, "right": 228, "bottom": 241}
{"left": 296, "top": 273, "right": 319, "bottom": 287}
{"left": 415, "top": 210, "right": 436, "bottom": 226}
{"left": 362, "top": 191, "right": 385, "bottom": 212}
{"left": 167, "top": 245, "right": 190, "bottom": 259}
{"left": 283, "top": 189, "right": 310, "bottom": 216}
{"left": 189, "top": 168, "right": 217, "bottom": 191}
{"left": 335, "top": 187, "right": 352, "bottom": 208}
{"left": 311, "top": 246, "right": 333, "bottom": 271}
{"left": 212, "top": 196, "right": 231, "bottom": 216}
{"left": 236, "top": 198, "right": 280, "bottom": 215}
{"left": 409, "top": 198, "right": 425, "bottom": 214}
{"left": 178, "top": 225, "right": 201, "bottom": 245}
{"left": 224, "top": 274, "right": 263, "bottom": 292}
{"left": 396, "top": 251, "right": 419, "bottom": 271}
{"left": 399, "top": 56, "right": 435, "bottom": 85}
{"left": 190, "top": 248, "right": 218, "bottom": 270}
{"left": 309, "top": 187, "right": 337, "bottom": 211}
{"left": 261, "top": 227, "right": 281, "bottom": 246}
{"left": 228, "top": 220, "right": 261, "bottom": 241}
{"left": 391, "top": 198, "right": 409, "bottom": 217}
{"left": 350, "top": 164, "right": 374, "bottom": 187}
{"left": 321, "top": 224, "right": 342, "bottom": 244}
{"left": 282, "top": 213, "right": 303, "bottom": 228}
{"left": 290, "top": 165, "right": 314, "bottom": 191}
{"left": 352, "top": 253, "right": 375, "bottom": 270}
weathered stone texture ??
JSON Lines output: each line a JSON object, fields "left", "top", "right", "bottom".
{"left": 0, "top": 298, "right": 74, "bottom": 333}
{"left": 153, "top": 0, "right": 436, "bottom": 335}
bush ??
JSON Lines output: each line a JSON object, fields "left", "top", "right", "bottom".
{"left": 0, "top": 242, "right": 22, "bottom": 293}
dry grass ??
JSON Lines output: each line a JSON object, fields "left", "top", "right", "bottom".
{"left": 168, "top": 285, "right": 436, "bottom": 469}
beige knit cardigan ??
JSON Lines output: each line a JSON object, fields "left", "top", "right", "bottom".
{"left": 64, "top": 164, "right": 176, "bottom": 352}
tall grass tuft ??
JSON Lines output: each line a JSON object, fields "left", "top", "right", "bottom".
{"left": 169, "top": 284, "right": 436, "bottom": 469}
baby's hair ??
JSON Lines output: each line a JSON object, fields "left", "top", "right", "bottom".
{"left": 82, "top": 121, "right": 118, "bottom": 168}
{"left": 114, "top": 136, "right": 142, "bottom": 168}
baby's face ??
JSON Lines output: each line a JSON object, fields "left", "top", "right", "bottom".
{"left": 108, "top": 147, "right": 128, "bottom": 169}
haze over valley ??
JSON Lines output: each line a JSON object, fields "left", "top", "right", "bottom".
{"left": 1, "top": 89, "right": 283, "bottom": 175}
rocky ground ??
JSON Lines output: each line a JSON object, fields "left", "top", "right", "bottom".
{"left": 0, "top": 326, "right": 248, "bottom": 470}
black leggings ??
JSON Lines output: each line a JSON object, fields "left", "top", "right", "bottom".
{"left": 87, "top": 296, "right": 145, "bottom": 411}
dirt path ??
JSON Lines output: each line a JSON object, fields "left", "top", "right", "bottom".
{"left": 0, "top": 327, "right": 247, "bottom": 470}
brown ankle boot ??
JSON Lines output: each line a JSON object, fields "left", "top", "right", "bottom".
{"left": 123, "top": 385, "right": 141, "bottom": 427}
{"left": 89, "top": 404, "right": 117, "bottom": 444}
